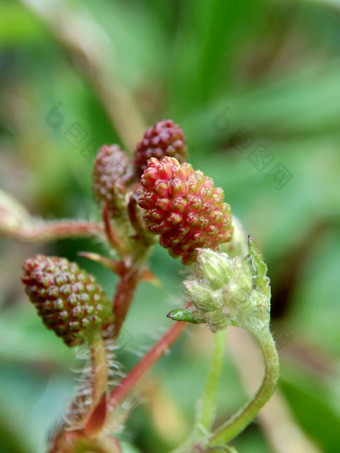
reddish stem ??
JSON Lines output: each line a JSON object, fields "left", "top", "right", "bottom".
{"left": 108, "top": 318, "right": 188, "bottom": 411}
{"left": 113, "top": 265, "right": 140, "bottom": 338}
{"left": 15, "top": 221, "right": 104, "bottom": 242}
{"left": 127, "top": 190, "right": 149, "bottom": 241}
{"left": 102, "top": 203, "right": 122, "bottom": 252}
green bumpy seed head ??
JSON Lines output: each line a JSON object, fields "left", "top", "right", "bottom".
{"left": 138, "top": 157, "right": 233, "bottom": 264}
{"left": 173, "top": 237, "right": 271, "bottom": 334}
{"left": 22, "top": 255, "right": 113, "bottom": 347}
{"left": 134, "top": 120, "right": 187, "bottom": 178}
{"left": 93, "top": 144, "right": 132, "bottom": 214}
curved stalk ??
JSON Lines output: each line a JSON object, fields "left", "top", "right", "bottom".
{"left": 208, "top": 327, "right": 279, "bottom": 447}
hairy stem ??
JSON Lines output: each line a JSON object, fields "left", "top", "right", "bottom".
{"left": 6, "top": 220, "right": 104, "bottom": 242}
{"left": 170, "top": 329, "right": 227, "bottom": 453}
{"left": 208, "top": 328, "right": 279, "bottom": 447}
{"left": 102, "top": 203, "right": 124, "bottom": 253}
{"left": 89, "top": 331, "right": 108, "bottom": 408}
{"left": 107, "top": 319, "right": 188, "bottom": 413}
{"left": 112, "top": 265, "right": 140, "bottom": 338}
{"left": 198, "top": 329, "right": 227, "bottom": 433}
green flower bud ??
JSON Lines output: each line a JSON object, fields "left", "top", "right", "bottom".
{"left": 195, "top": 248, "right": 233, "bottom": 289}
{"left": 166, "top": 308, "right": 200, "bottom": 324}
{"left": 180, "top": 237, "right": 271, "bottom": 333}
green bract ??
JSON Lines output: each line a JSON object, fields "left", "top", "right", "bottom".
{"left": 170, "top": 237, "right": 271, "bottom": 334}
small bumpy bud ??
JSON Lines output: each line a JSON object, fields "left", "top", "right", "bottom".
{"left": 138, "top": 157, "right": 233, "bottom": 264}
{"left": 170, "top": 238, "right": 271, "bottom": 333}
{"left": 22, "top": 255, "right": 113, "bottom": 347}
{"left": 93, "top": 144, "right": 131, "bottom": 213}
{"left": 134, "top": 120, "right": 187, "bottom": 178}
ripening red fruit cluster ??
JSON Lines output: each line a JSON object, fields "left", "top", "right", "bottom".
{"left": 138, "top": 157, "right": 233, "bottom": 264}
{"left": 22, "top": 255, "right": 112, "bottom": 346}
{"left": 134, "top": 119, "right": 187, "bottom": 177}
{"left": 93, "top": 144, "right": 131, "bottom": 214}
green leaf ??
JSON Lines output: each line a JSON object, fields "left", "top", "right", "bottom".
{"left": 247, "top": 236, "right": 270, "bottom": 298}
{"left": 281, "top": 377, "right": 340, "bottom": 453}
{"left": 0, "top": 4, "right": 46, "bottom": 45}
{"left": 167, "top": 309, "right": 200, "bottom": 324}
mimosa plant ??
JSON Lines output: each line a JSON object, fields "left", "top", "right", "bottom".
{"left": 0, "top": 120, "right": 279, "bottom": 453}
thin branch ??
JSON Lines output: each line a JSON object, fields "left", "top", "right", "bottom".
{"left": 102, "top": 203, "right": 123, "bottom": 252}
{"left": 209, "top": 328, "right": 279, "bottom": 446}
{"left": 112, "top": 264, "right": 140, "bottom": 338}
{"left": 107, "top": 319, "right": 188, "bottom": 413}
{"left": 197, "top": 329, "right": 227, "bottom": 432}
{"left": 5, "top": 220, "right": 104, "bottom": 242}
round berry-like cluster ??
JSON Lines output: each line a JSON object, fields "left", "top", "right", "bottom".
{"left": 22, "top": 255, "right": 112, "bottom": 346}
{"left": 138, "top": 157, "right": 233, "bottom": 264}
{"left": 134, "top": 120, "right": 187, "bottom": 177}
{"left": 93, "top": 144, "right": 131, "bottom": 213}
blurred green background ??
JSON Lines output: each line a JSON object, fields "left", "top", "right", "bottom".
{"left": 0, "top": 0, "right": 340, "bottom": 452}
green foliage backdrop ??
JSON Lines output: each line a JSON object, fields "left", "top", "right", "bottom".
{"left": 0, "top": 0, "right": 339, "bottom": 452}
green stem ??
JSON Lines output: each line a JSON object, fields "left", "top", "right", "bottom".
{"left": 170, "top": 329, "right": 226, "bottom": 453}
{"left": 197, "top": 329, "right": 227, "bottom": 433}
{"left": 88, "top": 331, "right": 108, "bottom": 407}
{"left": 49, "top": 334, "right": 109, "bottom": 450}
{"left": 208, "top": 327, "right": 279, "bottom": 447}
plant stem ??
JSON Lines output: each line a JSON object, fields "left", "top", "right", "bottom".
{"left": 170, "top": 329, "right": 227, "bottom": 453}
{"left": 112, "top": 264, "right": 141, "bottom": 338}
{"left": 107, "top": 319, "right": 188, "bottom": 413}
{"left": 102, "top": 203, "right": 123, "bottom": 253}
{"left": 208, "top": 327, "right": 279, "bottom": 447}
{"left": 197, "top": 329, "right": 227, "bottom": 433}
{"left": 12, "top": 220, "right": 104, "bottom": 242}
{"left": 88, "top": 331, "right": 108, "bottom": 407}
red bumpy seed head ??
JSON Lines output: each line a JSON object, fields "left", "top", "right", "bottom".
{"left": 93, "top": 144, "right": 131, "bottom": 213}
{"left": 22, "top": 255, "right": 113, "bottom": 347}
{"left": 138, "top": 157, "right": 233, "bottom": 264}
{"left": 134, "top": 119, "right": 187, "bottom": 178}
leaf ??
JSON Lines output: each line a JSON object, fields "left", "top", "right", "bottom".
{"left": 281, "top": 377, "right": 340, "bottom": 453}
{"left": 167, "top": 309, "right": 199, "bottom": 324}
{"left": 246, "top": 236, "right": 270, "bottom": 298}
